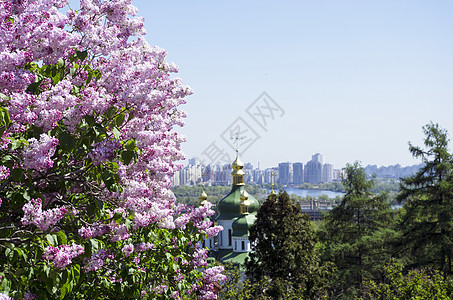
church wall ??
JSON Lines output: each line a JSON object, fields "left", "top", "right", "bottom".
{"left": 232, "top": 236, "right": 250, "bottom": 253}
{"left": 217, "top": 219, "right": 234, "bottom": 249}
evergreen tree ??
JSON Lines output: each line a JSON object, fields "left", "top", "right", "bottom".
{"left": 396, "top": 122, "right": 453, "bottom": 277}
{"left": 245, "top": 191, "right": 333, "bottom": 299}
{"left": 318, "top": 162, "right": 394, "bottom": 298}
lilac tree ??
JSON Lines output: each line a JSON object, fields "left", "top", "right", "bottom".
{"left": 0, "top": 0, "right": 224, "bottom": 299}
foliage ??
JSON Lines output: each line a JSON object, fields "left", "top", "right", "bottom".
{"left": 296, "top": 181, "right": 344, "bottom": 192}
{"left": 245, "top": 191, "right": 334, "bottom": 299}
{"left": 396, "top": 122, "right": 453, "bottom": 277}
{"left": 318, "top": 162, "right": 395, "bottom": 298}
{"left": 216, "top": 263, "right": 247, "bottom": 300}
{"left": 0, "top": 1, "right": 224, "bottom": 299}
{"left": 359, "top": 259, "right": 453, "bottom": 299}
{"left": 371, "top": 178, "right": 400, "bottom": 194}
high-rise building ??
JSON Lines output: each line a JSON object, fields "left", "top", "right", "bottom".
{"left": 253, "top": 169, "right": 265, "bottom": 184}
{"left": 304, "top": 159, "right": 322, "bottom": 184}
{"left": 264, "top": 168, "right": 278, "bottom": 184}
{"left": 333, "top": 168, "right": 345, "bottom": 181}
{"left": 172, "top": 170, "right": 180, "bottom": 187}
{"left": 202, "top": 164, "right": 214, "bottom": 182}
{"left": 312, "top": 153, "right": 325, "bottom": 165}
{"left": 293, "top": 162, "right": 304, "bottom": 185}
{"left": 322, "top": 164, "right": 333, "bottom": 183}
{"left": 304, "top": 153, "right": 334, "bottom": 184}
{"left": 278, "top": 162, "right": 292, "bottom": 185}
{"left": 188, "top": 157, "right": 200, "bottom": 166}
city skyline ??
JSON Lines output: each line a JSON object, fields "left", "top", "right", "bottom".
{"left": 70, "top": 0, "right": 453, "bottom": 169}
{"left": 174, "top": 152, "right": 421, "bottom": 187}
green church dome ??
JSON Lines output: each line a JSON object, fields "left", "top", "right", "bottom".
{"left": 216, "top": 185, "right": 259, "bottom": 220}
{"left": 232, "top": 214, "right": 256, "bottom": 237}
{"left": 215, "top": 150, "right": 260, "bottom": 220}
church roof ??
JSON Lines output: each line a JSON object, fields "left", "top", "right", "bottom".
{"left": 216, "top": 185, "right": 259, "bottom": 220}
{"left": 216, "top": 151, "right": 260, "bottom": 220}
{"left": 232, "top": 213, "right": 256, "bottom": 237}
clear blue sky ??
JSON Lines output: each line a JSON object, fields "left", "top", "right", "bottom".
{"left": 73, "top": 0, "right": 453, "bottom": 169}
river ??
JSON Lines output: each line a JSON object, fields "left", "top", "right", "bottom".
{"left": 283, "top": 187, "right": 345, "bottom": 199}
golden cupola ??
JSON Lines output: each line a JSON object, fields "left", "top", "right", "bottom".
{"left": 231, "top": 149, "right": 245, "bottom": 186}
{"left": 240, "top": 189, "right": 250, "bottom": 215}
{"left": 199, "top": 185, "right": 208, "bottom": 206}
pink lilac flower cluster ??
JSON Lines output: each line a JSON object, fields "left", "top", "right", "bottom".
{"left": 1, "top": 0, "right": 225, "bottom": 296}
{"left": 0, "top": 0, "right": 78, "bottom": 95}
{"left": 153, "top": 284, "right": 168, "bottom": 295}
{"left": 0, "top": 166, "right": 9, "bottom": 181}
{"left": 195, "top": 264, "right": 227, "bottom": 300}
{"left": 0, "top": 133, "right": 10, "bottom": 150}
{"left": 135, "top": 242, "right": 154, "bottom": 252}
{"left": 78, "top": 222, "right": 111, "bottom": 239}
{"left": 197, "top": 291, "right": 218, "bottom": 300}
{"left": 122, "top": 243, "right": 134, "bottom": 257}
{"left": 0, "top": 294, "right": 12, "bottom": 300}
{"left": 88, "top": 139, "right": 121, "bottom": 166}
{"left": 83, "top": 249, "right": 114, "bottom": 272}
{"left": 42, "top": 244, "right": 85, "bottom": 269}
{"left": 109, "top": 223, "right": 130, "bottom": 242}
{"left": 21, "top": 198, "right": 67, "bottom": 231}
{"left": 202, "top": 266, "right": 227, "bottom": 288}
{"left": 32, "top": 79, "right": 80, "bottom": 131}
{"left": 182, "top": 202, "right": 223, "bottom": 238}
{"left": 204, "top": 225, "right": 223, "bottom": 239}
{"left": 23, "top": 291, "right": 37, "bottom": 300}
{"left": 22, "top": 134, "right": 59, "bottom": 172}
{"left": 190, "top": 202, "right": 216, "bottom": 226}
{"left": 191, "top": 243, "right": 209, "bottom": 268}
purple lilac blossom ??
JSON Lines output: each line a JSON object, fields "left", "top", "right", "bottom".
{"left": 0, "top": 166, "right": 9, "bottom": 181}
{"left": 0, "top": 0, "right": 224, "bottom": 296}
{"left": 83, "top": 249, "right": 114, "bottom": 272}
{"left": 22, "top": 134, "right": 58, "bottom": 172}
{"left": 43, "top": 244, "right": 85, "bottom": 269}
{"left": 21, "top": 198, "right": 67, "bottom": 231}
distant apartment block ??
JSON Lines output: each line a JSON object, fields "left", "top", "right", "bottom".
{"left": 302, "top": 153, "right": 333, "bottom": 185}
{"left": 293, "top": 162, "right": 304, "bottom": 185}
{"left": 278, "top": 162, "right": 292, "bottom": 185}
{"left": 322, "top": 164, "right": 333, "bottom": 183}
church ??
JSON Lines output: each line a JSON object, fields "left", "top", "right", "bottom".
{"left": 211, "top": 150, "right": 261, "bottom": 264}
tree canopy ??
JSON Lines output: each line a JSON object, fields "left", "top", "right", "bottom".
{"left": 396, "top": 122, "right": 453, "bottom": 277}
{"left": 359, "top": 259, "right": 453, "bottom": 299}
{"left": 245, "top": 191, "right": 333, "bottom": 299}
{"left": 318, "top": 162, "right": 394, "bottom": 298}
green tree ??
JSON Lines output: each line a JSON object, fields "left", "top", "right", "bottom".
{"left": 396, "top": 122, "right": 453, "bottom": 277}
{"left": 245, "top": 191, "right": 333, "bottom": 299}
{"left": 318, "top": 162, "right": 394, "bottom": 298}
{"left": 359, "top": 259, "right": 453, "bottom": 299}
